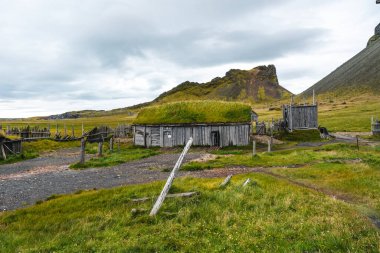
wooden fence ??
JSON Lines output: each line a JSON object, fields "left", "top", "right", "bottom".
{"left": 114, "top": 124, "right": 132, "bottom": 138}
{"left": 5, "top": 125, "right": 51, "bottom": 140}
{"left": 1, "top": 123, "right": 132, "bottom": 141}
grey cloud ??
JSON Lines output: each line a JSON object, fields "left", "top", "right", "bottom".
{"left": 0, "top": 0, "right": 372, "bottom": 117}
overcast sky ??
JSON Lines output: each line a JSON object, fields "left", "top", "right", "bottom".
{"left": 0, "top": 0, "right": 378, "bottom": 118}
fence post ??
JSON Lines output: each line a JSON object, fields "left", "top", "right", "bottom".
{"left": 110, "top": 137, "right": 114, "bottom": 152}
{"left": 71, "top": 125, "right": 75, "bottom": 137}
{"left": 356, "top": 135, "right": 359, "bottom": 151}
{"left": 0, "top": 141, "right": 6, "bottom": 160}
{"left": 267, "top": 139, "right": 271, "bottom": 152}
{"left": 149, "top": 138, "right": 193, "bottom": 216}
{"left": 64, "top": 124, "right": 67, "bottom": 136}
{"left": 98, "top": 141, "right": 103, "bottom": 157}
{"left": 82, "top": 123, "right": 84, "bottom": 136}
{"left": 252, "top": 140, "right": 256, "bottom": 157}
{"left": 80, "top": 138, "right": 86, "bottom": 164}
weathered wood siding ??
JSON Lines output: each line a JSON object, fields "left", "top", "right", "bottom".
{"left": 3, "top": 140, "right": 22, "bottom": 155}
{"left": 283, "top": 105, "right": 318, "bottom": 130}
{"left": 133, "top": 123, "right": 251, "bottom": 147}
{"left": 372, "top": 120, "right": 380, "bottom": 135}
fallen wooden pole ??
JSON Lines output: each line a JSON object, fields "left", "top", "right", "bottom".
{"left": 220, "top": 174, "right": 232, "bottom": 187}
{"left": 149, "top": 138, "right": 193, "bottom": 216}
{"left": 132, "top": 192, "right": 198, "bottom": 203}
{"left": 242, "top": 178, "right": 250, "bottom": 187}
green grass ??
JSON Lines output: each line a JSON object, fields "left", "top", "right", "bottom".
{"left": 0, "top": 139, "right": 80, "bottom": 165}
{"left": 134, "top": 101, "right": 252, "bottom": 124}
{"left": 275, "top": 129, "right": 322, "bottom": 142}
{"left": 269, "top": 144, "right": 380, "bottom": 213}
{"left": 70, "top": 143, "right": 160, "bottom": 169}
{"left": 182, "top": 145, "right": 332, "bottom": 171}
{"left": 0, "top": 174, "right": 378, "bottom": 252}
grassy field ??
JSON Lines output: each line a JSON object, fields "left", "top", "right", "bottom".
{"left": 0, "top": 174, "right": 379, "bottom": 252}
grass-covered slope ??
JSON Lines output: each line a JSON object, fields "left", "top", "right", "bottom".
{"left": 1, "top": 174, "right": 379, "bottom": 252}
{"left": 133, "top": 101, "right": 252, "bottom": 125}
{"left": 302, "top": 38, "right": 380, "bottom": 98}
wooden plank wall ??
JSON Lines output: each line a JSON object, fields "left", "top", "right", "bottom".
{"left": 284, "top": 105, "right": 318, "bottom": 130}
{"left": 133, "top": 124, "right": 251, "bottom": 147}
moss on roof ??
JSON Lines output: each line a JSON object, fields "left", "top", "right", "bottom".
{"left": 133, "top": 101, "right": 252, "bottom": 125}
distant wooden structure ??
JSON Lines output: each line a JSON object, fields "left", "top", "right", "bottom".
{"left": 371, "top": 117, "right": 380, "bottom": 135}
{"left": 0, "top": 136, "right": 22, "bottom": 159}
{"left": 6, "top": 125, "right": 51, "bottom": 140}
{"left": 251, "top": 111, "right": 259, "bottom": 122}
{"left": 86, "top": 126, "right": 113, "bottom": 143}
{"left": 282, "top": 93, "right": 318, "bottom": 132}
{"left": 133, "top": 123, "right": 251, "bottom": 148}
{"left": 113, "top": 124, "right": 132, "bottom": 138}
{"left": 256, "top": 122, "right": 266, "bottom": 135}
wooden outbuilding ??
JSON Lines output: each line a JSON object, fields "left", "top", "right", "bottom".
{"left": 282, "top": 93, "right": 318, "bottom": 132}
{"left": 132, "top": 101, "right": 253, "bottom": 148}
{"left": 283, "top": 104, "right": 318, "bottom": 131}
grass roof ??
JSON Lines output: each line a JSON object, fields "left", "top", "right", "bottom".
{"left": 133, "top": 101, "right": 252, "bottom": 125}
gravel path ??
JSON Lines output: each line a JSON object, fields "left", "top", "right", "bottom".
{"left": 0, "top": 148, "right": 208, "bottom": 211}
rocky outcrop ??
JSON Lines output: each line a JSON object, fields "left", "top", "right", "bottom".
{"left": 153, "top": 65, "right": 292, "bottom": 104}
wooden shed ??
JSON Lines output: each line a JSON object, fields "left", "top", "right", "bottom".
{"left": 282, "top": 104, "right": 318, "bottom": 131}
{"left": 132, "top": 101, "right": 253, "bottom": 148}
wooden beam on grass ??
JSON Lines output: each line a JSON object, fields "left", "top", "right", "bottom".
{"left": 220, "top": 174, "right": 232, "bottom": 188}
{"left": 242, "top": 178, "right": 251, "bottom": 187}
{"left": 149, "top": 137, "right": 193, "bottom": 216}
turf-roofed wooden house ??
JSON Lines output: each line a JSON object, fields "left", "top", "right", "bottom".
{"left": 132, "top": 101, "right": 253, "bottom": 147}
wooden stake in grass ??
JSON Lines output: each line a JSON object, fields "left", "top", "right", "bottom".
{"left": 80, "top": 138, "right": 86, "bottom": 164}
{"left": 356, "top": 135, "right": 359, "bottom": 151}
{"left": 0, "top": 142, "right": 6, "bottom": 160}
{"left": 109, "top": 137, "right": 114, "bottom": 152}
{"left": 242, "top": 178, "right": 250, "bottom": 187}
{"left": 220, "top": 174, "right": 232, "bottom": 188}
{"left": 252, "top": 140, "right": 256, "bottom": 157}
{"left": 98, "top": 141, "right": 103, "bottom": 157}
{"left": 267, "top": 139, "right": 271, "bottom": 152}
{"left": 149, "top": 137, "right": 193, "bottom": 216}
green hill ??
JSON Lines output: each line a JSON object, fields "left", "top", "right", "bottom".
{"left": 153, "top": 65, "right": 292, "bottom": 104}
{"left": 302, "top": 34, "right": 380, "bottom": 98}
